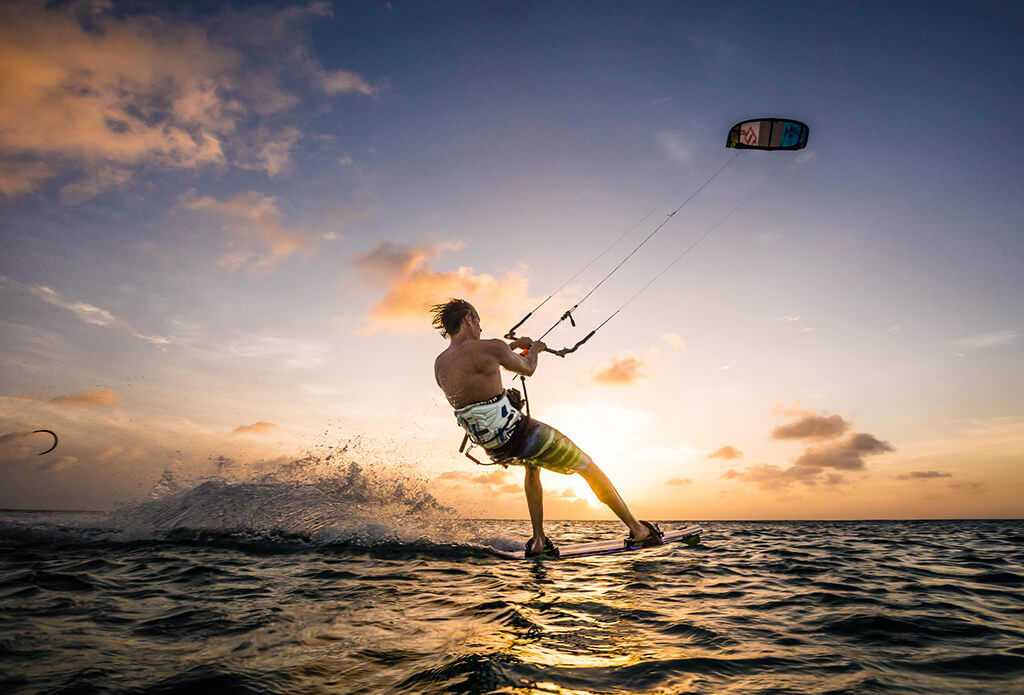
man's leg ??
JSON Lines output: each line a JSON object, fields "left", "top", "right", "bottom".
{"left": 524, "top": 465, "right": 546, "bottom": 552}
{"left": 577, "top": 461, "right": 651, "bottom": 541}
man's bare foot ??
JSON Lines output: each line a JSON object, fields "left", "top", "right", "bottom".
{"left": 626, "top": 521, "right": 664, "bottom": 547}
{"left": 525, "top": 535, "right": 559, "bottom": 557}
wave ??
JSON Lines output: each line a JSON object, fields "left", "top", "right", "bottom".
{"left": 0, "top": 459, "right": 519, "bottom": 557}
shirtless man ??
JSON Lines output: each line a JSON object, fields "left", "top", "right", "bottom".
{"left": 431, "top": 298, "right": 662, "bottom": 557}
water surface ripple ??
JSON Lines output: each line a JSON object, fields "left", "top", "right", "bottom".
{"left": 2, "top": 515, "right": 1022, "bottom": 694}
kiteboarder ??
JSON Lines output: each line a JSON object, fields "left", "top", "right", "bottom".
{"left": 432, "top": 298, "right": 662, "bottom": 557}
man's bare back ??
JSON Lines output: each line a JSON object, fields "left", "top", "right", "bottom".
{"left": 433, "top": 308, "right": 543, "bottom": 409}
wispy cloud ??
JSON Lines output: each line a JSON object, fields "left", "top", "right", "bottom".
{"left": 952, "top": 329, "right": 1019, "bottom": 351}
{"left": 21, "top": 280, "right": 116, "bottom": 327}
{"left": 656, "top": 130, "right": 693, "bottom": 164}
{"left": 708, "top": 445, "right": 742, "bottom": 460}
{"left": 665, "top": 477, "right": 692, "bottom": 486}
{"left": 352, "top": 241, "right": 533, "bottom": 334}
{"left": 591, "top": 354, "right": 644, "bottom": 385}
{"left": 223, "top": 333, "right": 331, "bottom": 369}
{"left": 896, "top": 470, "right": 952, "bottom": 480}
{"left": 661, "top": 332, "right": 687, "bottom": 349}
{"left": 318, "top": 69, "right": 379, "bottom": 97}
{"left": 948, "top": 481, "right": 985, "bottom": 494}
{"left": 182, "top": 191, "right": 317, "bottom": 270}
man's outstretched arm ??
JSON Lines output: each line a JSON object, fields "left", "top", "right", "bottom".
{"left": 489, "top": 338, "right": 545, "bottom": 377}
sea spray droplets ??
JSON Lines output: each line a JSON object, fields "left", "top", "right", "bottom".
{"left": 108, "top": 458, "right": 462, "bottom": 546}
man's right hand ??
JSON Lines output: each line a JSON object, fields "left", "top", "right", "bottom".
{"left": 530, "top": 340, "right": 547, "bottom": 353}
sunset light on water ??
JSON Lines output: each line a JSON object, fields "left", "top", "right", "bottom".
{"left": 1, "top": 1, "right": 1022, "bottom": 693}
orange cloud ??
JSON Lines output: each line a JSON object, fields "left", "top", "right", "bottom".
{"left": 437, "top": 469, "right": 514, "bottom": 486}
{"left": 708, "top": 445, "right": 742, "bottom": 460}
{"left": 665, "top": 477, "right": 692, "bottom": 486}
{"left": 38, "top": 456, "right": 77, "bottom": 472}
{"left": 182, "top": 191, "right": 317, "bottom": 270}
{"left": 0, "top": 2, "right": 374, "bottom": 200}
{"left": 591, "top": 354, "right": 644, "bottom": 385}
{"left": 352, "top": 241, "right": 532, "bottom": 334}
{"left": 232, "top": 421, "right": 280, "bottom": 435}
{"left": 0, "top": 2, "right": 231, "bottom": 194}
{"left": 49, "top": 389, "right": 122, "bottom": 408}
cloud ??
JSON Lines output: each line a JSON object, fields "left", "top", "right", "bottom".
{"left": 661, "top": 332, "right": 687, "bottom": 349}
{"left": 235, "top": 126, "right": 301, "bottom": 177}
{"left": 721, "top": 463, "right": 822, "bottom": 492}
{"left": 896, "top": 470, "right": 952, "bottom": 480}
{"left": 233, "top": 421, "right": 280, "bottom": 435}
{"left": 438, "top": 469, "right": 511, "bottom": 485}
{"left": 0, "top": 430, "right": 38, "bottom": 451}
{"left": 223, "top": 333, "right": 331, "bottom": 369}
{"left": 948, "top": 481, "right": 985, "bottom": 494}
{"left": 38, "top": 456, "right": 77, "bottom": 472}
{"left": 318, "top": 69, "right": 378, "bottom": 96}
{"left": 794, "top": 433, "right": 894, "bottom": 471}
{"left": 0, "top": 160, "right": 53, "bottom": 197}
{"left": 656, "top": 130, "right": 692, "bottom": 163}
{"left": 96, "top": 445, "right": 124, "bottom": 461}
{"left": 0, "top": 2, "right": 232, "bottom": 195}
{"left": 22, "top": 282, "right": 117, "bottom": 326}
{"left": 352, "top": 241, "right": 533, "bottom": 334}
{"left": 182, "top": 191, "right": 317, "bottom": 270}
{"left": 49, "top": 389, "right": 122, "bottom": 408}
{"left": 59, "top": 166, "right": 134, "bottom": 205}
{"left": 952, "top": 330, "right": 1018, "bottom": 351}
{"left": 665, "top": 477, "right": 692, "bottom": 486}
{"left": 437, "top": 468, "right": 522, "bottom": 496}
{"left": 708, "top": 445, "right": 742, "bottom": 460}
{"left": 0, "top": 1, "right": 375, "bottom": 200}
{"left": 779, "top": 315, "right": 801, "bottom": 322}
{"left": 591, "top": 354, "right": 644, "bottom": 385}
{"left": 721, "top": 408, "right": 895, "bottom": 492}
{"left": 773, "top": 413, "right": 851, "bottom": 441}
{"left": 134, "top": 333, "right": 172, "bottom": 347}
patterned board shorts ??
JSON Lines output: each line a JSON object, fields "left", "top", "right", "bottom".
{"left": 488, "top": 416, "right": 592, "bottom": 475}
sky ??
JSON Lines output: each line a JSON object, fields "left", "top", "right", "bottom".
{"left": 1, "top": 0, "right": 1022, "bottom": 519}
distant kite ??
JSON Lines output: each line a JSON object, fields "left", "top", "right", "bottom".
{"left": 32, "top": 429, "right": 58, "bottom": 455}
{"left": 726, "top": 118, "right": 809, "bottom": 151}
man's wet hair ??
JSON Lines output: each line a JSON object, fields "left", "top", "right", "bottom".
{"left": 430, "top": 299, "right": 477, "bottom": 338}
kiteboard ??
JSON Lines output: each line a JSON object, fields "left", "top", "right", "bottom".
{"left": 492, "top": 524, "right": 702, "bottom": 560}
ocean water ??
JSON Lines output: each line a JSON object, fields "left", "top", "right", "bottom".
{"left": 1, "top": 466, "right": 1023, "bottom": 694}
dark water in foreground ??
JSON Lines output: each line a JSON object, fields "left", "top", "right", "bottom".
{"left": 1, "top": 483, "right": 1023, "bottom": 694}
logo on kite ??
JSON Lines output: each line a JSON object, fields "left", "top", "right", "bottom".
{"left": 726, "top": 118, "right": 809, "bottom": 151}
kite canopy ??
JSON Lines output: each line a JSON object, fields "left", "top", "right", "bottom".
{"left": 726, "top": 118, "right": 809, "bottom": 151}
